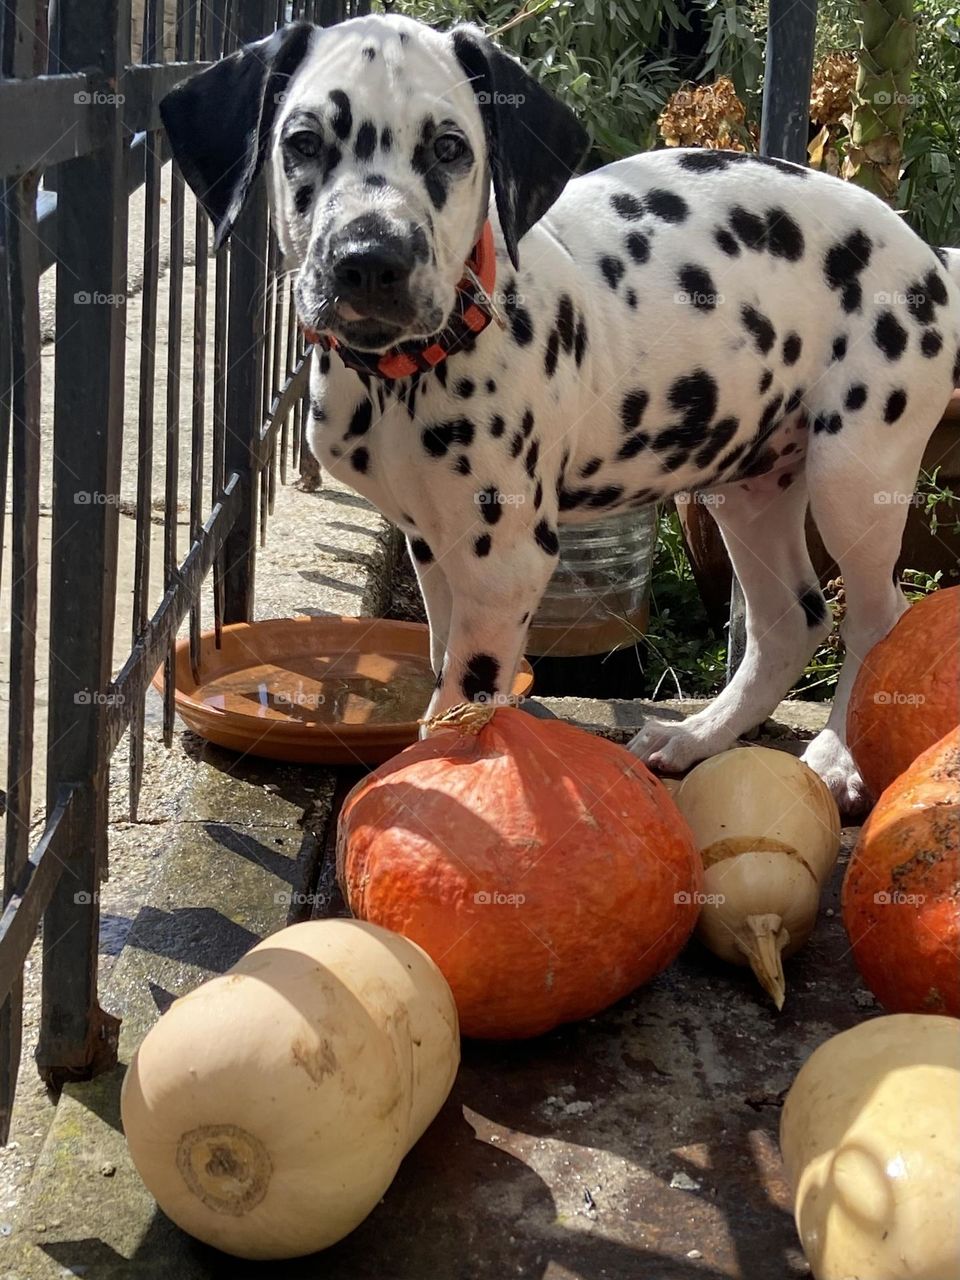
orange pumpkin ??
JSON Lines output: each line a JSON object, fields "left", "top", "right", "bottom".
{"left": 842, "top": 726, "right": 960, "bottom": 1016}
{"left": 847, "top": 586, "right": 959, "bottom": 799}
{"left": 337, "top": 704, "right": 702, "bottom": 1038}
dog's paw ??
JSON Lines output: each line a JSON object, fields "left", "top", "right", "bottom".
{"left": 801, "top": 729, "right": 871, "bottom": 820}
{"left": 628, "top": 717, "right": 735, "bottom": 774}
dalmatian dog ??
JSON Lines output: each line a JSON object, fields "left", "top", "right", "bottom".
{"left": 161, "top": 14, "right": 960, "bottom": 814}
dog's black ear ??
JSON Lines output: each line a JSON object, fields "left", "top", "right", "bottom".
{"left": 452, "top": 27, "right": 589, "bottom": 269}
{"left": 160, "top": 22, "right": 314, "bottom": 250}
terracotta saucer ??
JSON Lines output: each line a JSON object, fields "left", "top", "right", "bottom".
{"left": 154, "top": 616, "right": 534, "bottom": 764}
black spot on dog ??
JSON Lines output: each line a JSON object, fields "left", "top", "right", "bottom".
{"left": 422, "top": 418, "right": 474, "bottom": 457}
{"left": 455, "top": 454, "right": 471, "bottom": 476}
{"left": 364, "top": 173, "right": 386, "bottom": 188}
{"left": 798, "top": 586, "right": 827, "bottom": 627}
{"left": 625, "top": 289, "right": 638, "bottom": 309}
{"left": 845, "top": 384, "right": 868, "bottom": 411}
{"left": 813, "top": 412, "right": 844, "bottom": 435}
{"left": 521, "top": 409, "right": 536, "bottom": 438}
{"left": 294, "top": 184, "right": 313, "bottom": 214}
{"left": 474, "top": 533, "right": 492, "bottom": 558}
{"left": 611, "top": 192, "right": 644, "bottom": 220}
{"left": 410, "top": 537, "right": 433, "bottom": 564}
{"left": 933, "top": 247, "right": 948, "bottom": 267}
{"left": 362, "top": 45, "right": 376, "bottom": 61}
{"left": 544, "top": 331, "right": 560, "bottom": 377}
{"left": 778, "top": 472, "right": 794, "bottom": 489}
{"left": 411, "top": 117, "right": 448, "bottom": 210}
{"left": 504, "top": 289, "right": 534, "bottom": 346}
{"left": 832, "top": 334, "right": 848, "bottom": 361}
{"left": 647, "top": 188, "right": 689, "bottom": 223}
{"left": 588, "top": 485, "right": 624, "bottom": 508}
{"left": 907, "top": 269, "right": 949, "bottom": 326}
{"left": 741, "top": 304, "right": 776, "bottom": 354}
{"left": 534, "top": 520, "right": 560, "bottom": 556}
{"left": 824, "top": 230, "right": 872, "bottom": 313}
{"left": 600, "top": 256, "right": 626, "bottom": 289}
{"left": 730, "top": 206, "right": 767, "bottom": 251}
{"left": 557, "top": 295, "right": 575, "bottom": 353}
{"left": 509, "top": 431, "right": 524, "bottom": 459}
{"left": 380, "top": 126, "right": 392, "bottom": 152}
{"left": 758, "top": 394, "right": 784, "bottom": 435}
{"left": 618, "top": 432, "right": 650, "bottom": 461}
{"left": 478, "top": 486, "right": 503, "bottom": 524}
{"left": 677, "top": 151, "right": 730, "bottom": 172}
{"left": 782, "top": 333, "right": 802, "bottom": 365}
{"left": 463, "top": 653, "right": 500, "bottom": 701}
{"left": 574, "top": 318, "right": 588, "bottom": 366}
{"left": 319, "top": 353, "right": 331, "bottom": 375}
{"left": 455, "top": 378, "right": 475, "bottom": 399}
{"left": 765, "top": 208, "right": 804, "bottom": 261}
{"left": 621, "top": 389, "right": 649, "bottom": 432}
{"left": 785, "top": 387, "right": 805, "bottom": 414}
{"left": 354, "top": 121, "right": 377, "bottom": 161}
{"left": 329, "top": 89, "right": 353, "bottom": 140}
{"left": 669, "top": 369, "right": 718, "bottom": 427}
{"left": 489, "top": 414, "right": 505, "bottom": 438}
{"left": 485, "top": 378, "right": 497, "bottom": 394}
{"left": 346, "top": 400, "right": 373, "bottom": 438}
{"left": 758, "top": 369, "right": 773, "bottom": 394}
{"left": 626, "top": 232, "right": 650, "bottom": 264}
{"left": 884, "top": 389, "right": 908, "bottom": 423}
{"left": 534, "top": 479, "right": 543, "bottom": 509}
{"left": 679, "top": 264, "right": 718, "bottom": 311}
{"left": 714, "top": 227, "right": 740, "bottom": 256}
{"left": 694, "top": 415, "right": 739, "bottom": 469}
{"left": 558, "top": 486, "right": 586, "bottom": 511}
{"left": 525, "top": 439, "right": 540, "bottom": 479}
{"left": 579, "top": 457, "right": 603, "bottom": 478}
{"left": 874, "top": 309, "right": 908, "bottom": 361}
{"left": 921, "top": 329, "right": 943, "bottom": 358}
{"left": 350, "top": 447, "right": 369, "bottom": 474}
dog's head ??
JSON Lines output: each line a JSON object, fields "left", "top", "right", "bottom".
{"left": 160, "top": 15, "right": 589, "bottom": 352}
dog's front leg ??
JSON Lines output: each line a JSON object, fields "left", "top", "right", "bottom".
{"left": 421, "top": 546, "right": 556, "bottom": 722}
{"left": 407, "top": 537, "right": 452, "bottom": 676}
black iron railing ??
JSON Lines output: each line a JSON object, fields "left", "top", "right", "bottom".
{"left": 0, "top": 0, "right": 364, "bottom": 1141}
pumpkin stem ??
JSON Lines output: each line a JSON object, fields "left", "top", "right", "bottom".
{"left": 738, "top": 913, "right": 790, "bottom": 1011}
{"left": 421, "top": 701, "right": 497, "bottom": 736}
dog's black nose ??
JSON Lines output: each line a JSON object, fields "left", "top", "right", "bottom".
{"left": 332, "top": 244, "right": 414, "bottom": 308}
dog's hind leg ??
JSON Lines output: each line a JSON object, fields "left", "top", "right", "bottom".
{"left": 799, "top": 426, "right": 932, "bottom": 813}
{"left": 630, "top": 471, "right": 830, "bottom": 773}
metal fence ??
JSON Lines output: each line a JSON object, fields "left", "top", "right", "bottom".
{"left": 0, "top": 0, "right": 366, "bottom": 1140}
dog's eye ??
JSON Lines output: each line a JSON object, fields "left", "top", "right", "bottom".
{"left": 285, "top": 131, "right": 322, "bottom": 160}
{"left": 433, "top": 132, "right": 468, "bottom": 164}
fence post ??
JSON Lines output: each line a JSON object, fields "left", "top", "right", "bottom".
{"left": 221, "top": 0, "right": 275, "bottom": 623}
{"left": 35, "top": 0, "right": 129, "bottom": 1086}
